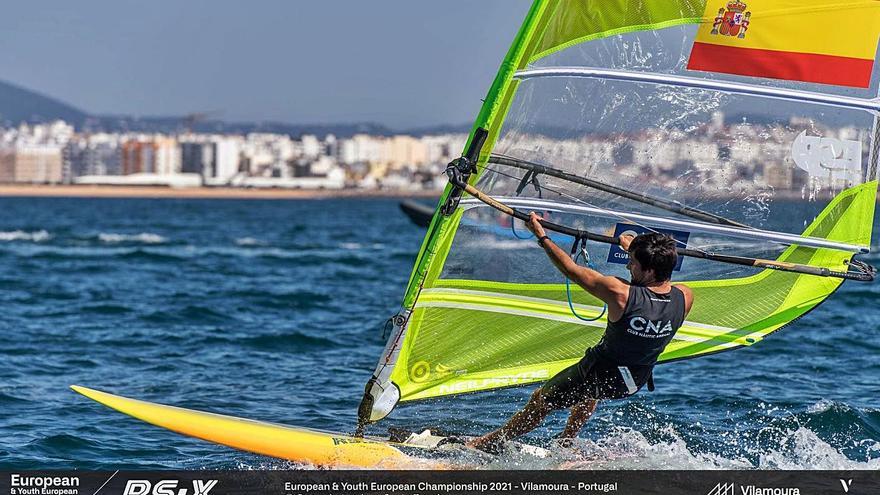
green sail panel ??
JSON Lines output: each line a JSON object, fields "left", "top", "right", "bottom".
{"left": 389, "top": 182, "right": 876, "bottom": 401}
{"left": 525, "top": 0, "right": 705, "bottom": 64}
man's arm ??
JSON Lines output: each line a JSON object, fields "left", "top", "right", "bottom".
{"left": 539, "top": 237, "right": 627, "bottom": 304}
{"left": 526, "top": 213, "right": 629, "bottom": 316}
{"left": 673, "top": 284, "right": 694, "bottom": 316}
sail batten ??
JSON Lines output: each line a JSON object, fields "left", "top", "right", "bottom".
{"left": 460, "top": 197, "right": 870, "bottom": 253}
{"left": 515, "top": 67, "right": 880, "bottom": 114}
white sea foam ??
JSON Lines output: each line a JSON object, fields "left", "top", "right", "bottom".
{"left": 542, "top": 426, "right": 753, "bottom": 470}
{"left": 463, "top": 422, "right": 876, "bottom": 471}
{"left": 806, "top": 399, "right": 835, "bottom": 414}
{"left": 0, "top": 230, "right": 51, "bottom": 242}
{"left": 758, "top": 427, "right": 880, "bottom": 469}
{"left": 339, "top": 242, "right": 384, "bottom": 250}
{"left": 235, "top": 237, "right": 266, "bottom": 247}
{"left": 208, "top": 420, "right": 880, "bottom": 471}
{"left": 98, "top": 232, "right": 167, "bottom": 244}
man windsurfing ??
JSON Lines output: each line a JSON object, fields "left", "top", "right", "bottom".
{"left": 469, "top": 212, "right": 694, "bottom": 453}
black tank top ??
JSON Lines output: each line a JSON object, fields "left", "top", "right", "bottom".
{"left": 593, "top": 284, "right": 686, "bottom": 367}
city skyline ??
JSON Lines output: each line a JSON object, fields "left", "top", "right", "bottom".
{"left": 0, "top": 110, "right": 862, "bottom": 196}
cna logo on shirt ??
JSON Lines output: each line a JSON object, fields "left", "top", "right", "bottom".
{"left": 626, "top": 316, "right": 674, "bottom": 338}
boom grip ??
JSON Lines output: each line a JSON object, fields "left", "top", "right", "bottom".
{"left": 441, "top": 128, "right": 489, "bottom": 216}
{"left": 454, "top": 180, "right": 876, "bottom": 282}
{"left": 464, "top": 127, "right": 488, "bottom": 164}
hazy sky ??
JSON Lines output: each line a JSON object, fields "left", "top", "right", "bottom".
{"left": 0, "top": 1, "right": 531, "bottom": 128}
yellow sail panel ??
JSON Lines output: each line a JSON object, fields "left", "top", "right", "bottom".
{"left": 688, "top": 0, "right": 880, "bottom": 87}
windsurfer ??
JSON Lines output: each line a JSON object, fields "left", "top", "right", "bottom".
{"left": 468, "top": 212, "right": 694, "bottom": 453}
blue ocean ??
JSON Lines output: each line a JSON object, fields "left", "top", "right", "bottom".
{"left": 0, "top": 197, "right": 877, "bottom": 469}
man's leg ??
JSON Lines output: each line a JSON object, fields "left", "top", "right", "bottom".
{"left": 468, "top": 388, "right": 554, "bottom": 452}
{"left": 559, "top": 399, "right": 598, "bottom": 439}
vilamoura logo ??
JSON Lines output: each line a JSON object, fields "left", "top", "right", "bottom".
{"left": 708, "top": 483, "right": 736, "bottom": 495}
{"left": 707, "top": 482, "right": 800, "bottom": 495}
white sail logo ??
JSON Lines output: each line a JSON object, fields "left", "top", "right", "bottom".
{"left": 792, "top": 131, "right": 862, "bottom": 182}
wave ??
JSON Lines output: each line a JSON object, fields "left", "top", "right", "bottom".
{"left": 226, "top": 289, "right": 333, "bottom": 310}
{"left": 529, "top": 426, "right": 753, "bottom": 470}
{"left": 183, "top": 330, "right": 338, "bottom": 351}
{"left": 116, "top": 248, "right": 189, "bottom": 262}
{"left": 516, "top": 424, "right": 880, "bottom": 470}
{"left": 757, "top": 427, "right": 880, "bottom": 469}
{"left": 0, "top": 230, "right": 51, "bottom": 242}
{"left": 0, "top": 230, "right": 169, "bottom": 246}
{"left": 25, "top": 433, "right": 98, "bottom": 454}
{"left": 388, "top": 399, "right": 880, "bottom": 471}
{"left": 339, "top": 242, "right": 385, "bottom": 251}
{"left": 97, "top": 232, "right": 167, "bottom": 244}
{"left": 241, "top": 332, "right": 338, "bottom": 351}
{"left": 0, "top": 391, "right": 29, "bottom": 405}
{"left": 79, "top": 303, "right": 134, "bottom": 315}
{"left": 141, "top": 305, "right": 238, "bottom": 325}
{"left": 235, "top": 237, "right": 267, "bottom": 247}
{"left": 0, "top": 241, "right": 388, "bottom": 264}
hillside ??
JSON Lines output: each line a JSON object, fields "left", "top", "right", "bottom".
{"left": 0, "top": 80, "right": 88, "bottom": 126}
{"left": 0, "top": 79, "right": 468, "bottom": 137}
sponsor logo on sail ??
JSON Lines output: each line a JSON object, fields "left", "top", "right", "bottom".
{"left": 792, "top": 131, "right": 862, "bottom": 183}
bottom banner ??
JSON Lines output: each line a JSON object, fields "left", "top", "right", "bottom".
{"left": 1, "top": 471, "right": 878, "bottom": 495}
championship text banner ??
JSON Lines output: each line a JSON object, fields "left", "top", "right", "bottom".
{"left": 2, "top": 471, "right": 880, "bottom": 495}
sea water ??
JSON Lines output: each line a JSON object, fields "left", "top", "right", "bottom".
{"left": 0, "top": 197, "right": 877, "bottom": 469}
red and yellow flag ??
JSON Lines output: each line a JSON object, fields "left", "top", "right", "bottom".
{"left": 687, "top": 0, "right": 880, "bottom": 88}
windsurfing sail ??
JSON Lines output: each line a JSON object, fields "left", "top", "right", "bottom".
{"left": 359, "top": 0, "right": 880, "bottom": 425}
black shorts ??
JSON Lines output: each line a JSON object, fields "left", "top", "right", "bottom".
{"left": 540, "top": 353, "right": 651, "bottom": 409}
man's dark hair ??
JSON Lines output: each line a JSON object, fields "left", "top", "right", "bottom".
{"left": 629, "top": 233, "right": 678, "bottom": 281}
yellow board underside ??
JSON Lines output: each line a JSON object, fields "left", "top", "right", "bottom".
{"left": 71, "top": 385, "right": 430, "bottom": 468}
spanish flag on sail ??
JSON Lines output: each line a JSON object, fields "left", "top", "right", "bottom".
{"left": 688, "top": 0, "right": 880, "bottom": 88}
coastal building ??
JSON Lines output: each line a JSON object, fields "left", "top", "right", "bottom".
{"left": 0, "top": 145, "right": 64, "bottom": 183}
{"left": 64, "top": 134, "right": 122, "bottom": 179}
{"left": 422, "top": 134, "right": 467, "bottom": 165}
{"left": 119, "top": 135, "right": 181, "bottom": 176}
{"left": 121, "top": 138, "right": 156, "bottom": 174}
{"left": 211, "top": 137, "right": 242, "bottom": 182}
{"left": 240, "top": 133, "right": 295, "bottom": 177}
{"left": 154, "top": 136, "right": 181, "bottom": 176}
{"left": 239, "top": 166, "right": 345, "bottom": 189}
{"left": 300, "top": 134, "right": 321, "bottom": 159}
{"left": 338, "top": 134, "right": 384, "bottom": 165}
{"left": 179, "top": 135, "right": 243, "bottom": 184}
{"left": 180, "top": 140, "right": 213, "bottom": 177}
{"left": 384, "top": 135, "right": 427, "bottom": 169}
